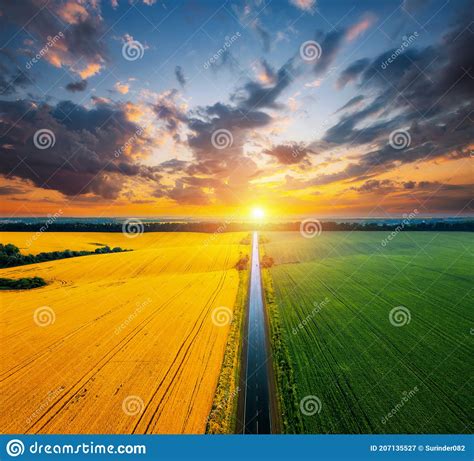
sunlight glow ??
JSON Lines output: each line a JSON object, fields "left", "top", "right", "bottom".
{"left": 251, "top": 207, "right": 265, "bottom": 220}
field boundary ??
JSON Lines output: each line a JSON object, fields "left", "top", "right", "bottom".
{"left": 206, "top": 269, "right": 249, "bottom": 434}
{"left": 261, "top": 266, "right": 304, "bottom": 434}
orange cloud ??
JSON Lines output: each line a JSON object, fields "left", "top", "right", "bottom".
{"left": 57, "top": 2, "right": 89, "bottom": 24}
{"left": 78, "top": 63, "right": 102, "bottom": 79}
{"left": 346, "top": 14, "right": 376, "bottom": 42}
{"left": 115, "top": 82, "right": 130, "bottom": 94}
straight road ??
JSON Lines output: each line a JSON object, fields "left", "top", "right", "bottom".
{"left": 243, "top": 231, "right": 272, "bottom": 434}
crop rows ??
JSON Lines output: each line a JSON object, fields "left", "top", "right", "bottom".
{"left": 264, "top": 231, "right": 473, "bottom": 433}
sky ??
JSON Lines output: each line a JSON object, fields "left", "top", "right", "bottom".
{"left": 0, "top": 0, "right": 472, "bottom": 219}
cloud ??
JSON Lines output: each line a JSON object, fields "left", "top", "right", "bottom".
{"left": 318, "top": 11, "right": 474, "bottom": 188}
{"left": 336, "top": 58, "right": 370, "bottom": 89}
{"left": 175, "top": 65, "right": 186, "bottom": 88}
{"left": 350, "top": 179, "right": 396, "bottom": 193}
{"left": 0, "top": 99, "right": 159, "bottom": 199}
{"left": 65, "top": 79, "right": 88, "bottom": 92}
{"left": 114, "top": 81, "right": 130, "bottom": 94}
{"left": 313, "top": 16, "right": 375, "bottom": 76}
{"left": 289, "top": 0, "right": 316, "bottom": 13}
{"left": 234, "top": 58, "right": 297, "bottom": 110}
{"left": 313, "top": 29, "right": 346, "bottom": 76}
{"left": 0, "top": 185, "right": 27, "bottom": 195}
{"left": 1, "top": 0, "right": 108, "bottom": 78}
{"left": 335, "top": 95, "right": 365, "bottom": 113}
{"left": 346, "top": 14, "right": 376, "bottom": 42}
{"left": 254, "top": 21, "right": 271, "bottom": 52}
{"left": 263, "top": 143, "right": 316, "bottom": 165}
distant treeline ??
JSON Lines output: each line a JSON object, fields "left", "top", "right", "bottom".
{"left": 0, "top": 220, "right": 472, "bottom": 233}
{"left": 0, "top": 243, "right": 130, "bottom": 269}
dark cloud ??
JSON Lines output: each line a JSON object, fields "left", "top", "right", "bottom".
{"left": 1, "top": 0, "right": 108, "bottom": 77}
{"left": 313, "top": 29, "right": 346, "bottom": 76}
{"left": 233, "top": 58, "right": 296, "bottom": 110}
{"left": 174, "top": 66, "right": 186, "bottom": 87}
{"left": 263, "top": 143, "right": 315, "bottom": 165}
{"left": 350, "top": 179, "right": 396, "bottom": 193}
{"left": 0, "top": 185, "right": 27, "bottom": 195}
{"left": 317, "top": 12, "right": 474, "bottom": 188}
{"left": 336, "top": 58, "right": 370, "bottom": 89}
{"left": 335, "top": 95, "right": 365, "bottom": 113}
{"left": 65, "top": 80, "right": 88, "bottom": 92}
{"left": 0, "top": 49, "right": 34, "bottom": 96}
{"left": 0, "top": 99, "right": 158, "bottom": 199}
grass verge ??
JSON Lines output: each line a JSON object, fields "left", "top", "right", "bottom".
{"left": 206, "top": 268, "right": 249, "bottom": 433}
{"left": 261, "top": 267, "right": 303, "bottom": 433}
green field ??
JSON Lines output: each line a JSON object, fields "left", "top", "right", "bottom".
{"left": 262, "top": 231, "right": 473, "bottom": 434}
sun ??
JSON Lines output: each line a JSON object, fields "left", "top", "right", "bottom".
{"left": 251, "top": 207, "right": 265, "bottom": 220}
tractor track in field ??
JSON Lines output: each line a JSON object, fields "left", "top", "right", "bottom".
{"left": 30, "top": 281, "right": 195, "bottom": 433}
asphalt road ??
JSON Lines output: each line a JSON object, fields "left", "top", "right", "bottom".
{"left": 243, "top": 231, "right": 271, "bottom": 434}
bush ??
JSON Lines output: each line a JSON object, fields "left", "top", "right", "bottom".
{"left": 0, "top": 276, "right": 47, "bottom": 290}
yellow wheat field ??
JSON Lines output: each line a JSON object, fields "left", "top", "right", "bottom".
{"left": 0, "top": 231, "right": 247, "bottom": 434}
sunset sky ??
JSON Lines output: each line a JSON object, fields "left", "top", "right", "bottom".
{"left": 0, "top": 0, "right": 472, "bottom": 218}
